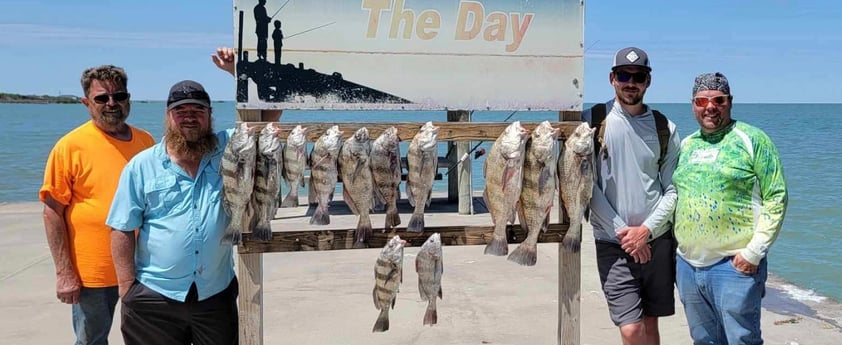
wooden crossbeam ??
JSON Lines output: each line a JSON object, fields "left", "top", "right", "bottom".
{"left": 239, "top": 223, "right": 569, "bottom": 253}
{"left": 239, "top": 121, "right": 581, "bottom": 141}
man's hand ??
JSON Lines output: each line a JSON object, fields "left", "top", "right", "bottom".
{"left": 732, "top": 253, "right": 758, "bottom": 275}
{"left": 56, "top": 271, "right": 82, "bottom": 304}
{"left": 617, "top": 225, "right": 652, "bottom": 264}
{"left": 211, "top": 47, "right": 237, "bottom": 76}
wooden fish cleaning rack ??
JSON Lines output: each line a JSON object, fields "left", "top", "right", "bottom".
{"left": 236, "top": 109, "right": 584, "bottom": 345}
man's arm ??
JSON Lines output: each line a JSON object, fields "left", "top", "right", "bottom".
{"left": 640, "top": 122, "right": 680, "bottom": 239}
{"left": 741, "top": 132, "right": 789, "bottom": 266}
{"left": 111, "top": 230, "right": 136, "bottom": 298}
{"left": 42, "top": 195, "right": 81, "bottom": 304}
{"left": 211, "top": 46, "right": 282, "bottom": 121}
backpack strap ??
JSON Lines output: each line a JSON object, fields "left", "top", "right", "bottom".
{"left": 652, "top": 110, "right": 671, "bottom": 169}
{"left": 590, "top": 103, "right": 608, "bottom": 159}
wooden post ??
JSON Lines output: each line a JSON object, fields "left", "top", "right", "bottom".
{"left": 446, "top": 110, "right": 472, "bottom": 214}
{"left": 237, "top": 109, "right": 263, "bottom": 345}
{"left": 558, "top": 110, "right": 581, "bottom": 345}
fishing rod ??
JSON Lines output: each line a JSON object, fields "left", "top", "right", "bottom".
{"left": 270, "top": 0, "right": 291, "bottom": 20}
{"left": 285, "top": 21, "right": 337, "bottom": 40}
{"left": 444, "top": 110, "right": 518, "bottom": 176}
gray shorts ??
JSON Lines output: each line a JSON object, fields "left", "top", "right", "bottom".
{"left": 596, "top": 233, "right": 676, "bottom": 327}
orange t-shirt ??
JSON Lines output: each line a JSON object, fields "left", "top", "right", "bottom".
{"left": 39, "top": 121, "right": 155, "bottom": 287}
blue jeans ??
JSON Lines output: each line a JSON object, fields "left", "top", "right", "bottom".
{"left": 72, "top": 286, "right": 119, "bottom": 345}
{"left": 676, "top": 255, "right": 767, "bottom": 345}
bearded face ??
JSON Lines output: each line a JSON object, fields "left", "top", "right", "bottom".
{"left": 164, "top": 104, "right": 217, "bottom": 161}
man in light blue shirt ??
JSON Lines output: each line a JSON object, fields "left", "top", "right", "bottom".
{"left": 107, "top": 79, "right": 280, "bottom": 345}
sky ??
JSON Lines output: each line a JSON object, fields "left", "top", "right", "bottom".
{"left": 1, "top": 0, "right": 840, "bottom": 104}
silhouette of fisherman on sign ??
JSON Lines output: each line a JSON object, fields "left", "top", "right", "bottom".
{"left": 254, "top": 0, "right": 271, "bottom": 60}
{"left": 272, "top": 20, "right": 284, "bottom": 65}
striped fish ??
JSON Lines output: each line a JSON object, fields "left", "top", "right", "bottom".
{"left": 280, "top": 125, "right": 307, "bottom": 208}
{"left": 483, "top": 121, "right": 529, "bottom": 256}
{"left": 416, "top": 233, "right": 443, "bottom": 326}
{"left": 338, "top": 127, "right": 374, "bottom": 248}
{"left": 509, "top": 121, "right": 559, "bottom": 266}
{"left": 221, "top": 122, "right": 258, "bottom": 245}
{"left": 372, "top": 235, "right": 406, "bottom": 332}
{"left": 251, "top": 123, "right": 284, "bottom": 242}
{"left": 308, "top": 125, "right": 342, "bottom": 225}
{"left": 559, "top": 122, "right": 595, "bottom": 252}
{"left": 370, "top": 127, "right": 402, "bottom": 230}
{"left": 406, "top": 122, "right": 439, "bottom": 232}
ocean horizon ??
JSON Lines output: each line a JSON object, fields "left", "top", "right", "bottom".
{"left": 2, "top": 101, "right": 840, "bottom": 306}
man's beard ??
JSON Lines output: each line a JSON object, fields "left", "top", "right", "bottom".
{"left": 617, "top": 87, "right": 645, "bottom": 106}
{"left": 164, "top": 121, "right": 218, "bottom": 161}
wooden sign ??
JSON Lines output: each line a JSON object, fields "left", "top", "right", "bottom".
{"left": 233, "top": 0, "right": 584, "bottom": 111}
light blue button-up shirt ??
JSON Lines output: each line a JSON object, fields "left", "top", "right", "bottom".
{"left": 107, "top": 129, "right": 234, "bottom": 302}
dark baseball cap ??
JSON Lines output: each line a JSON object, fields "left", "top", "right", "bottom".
{"left": 166, "top": 80, "right": 211, "bottom": 110}
{"left": 612, "top": 47, "right": 651, "bottom": 72}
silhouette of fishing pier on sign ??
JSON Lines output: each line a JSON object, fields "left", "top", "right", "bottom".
{"left": 234, "top": 10, "right": 411, "bottom": 105}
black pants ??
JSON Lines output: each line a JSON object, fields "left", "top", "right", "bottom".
{"left": 120, "top": 278, "right": 239, "bottom": 345}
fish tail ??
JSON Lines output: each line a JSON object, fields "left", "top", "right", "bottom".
{"left": 353, "top": 217, "right": 372, "bottom": 248}
{"left": 251, "top": 220, "right": 273, "bottom": 242}
{"left": 484, "top": 235, "right": 508, "bottom": 256}
{"left": 220, "top": 227, "right": 242, "bottom": 246}
{"left": 309, "top": 204, "right": 330, "bottom": 225}
{"left": 372, "top": 308, "right": 390, "bottom": 332}
{"left": 280, "top": 190, "right": 299, "bottom": 208}
{"left": 385, "top": 207, "right": 401, "bottom": 230}
{"left": 561, "top": 220, "right": 582, "bottom": 252}
{"left": 423, "top": 300, "right": 437, "bottom": 326}
{"left": 507, "top": 243, "right": 538, "bottom": 266}
{"left": 407, "top": 212, "right": 424, "bottom": 232}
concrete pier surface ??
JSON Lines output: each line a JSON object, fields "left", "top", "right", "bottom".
{"left": 2, "top": 200, "right": 841, "bottom": 344}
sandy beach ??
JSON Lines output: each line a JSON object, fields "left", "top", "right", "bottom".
{"left": 1, "top": 200, "right": 840, "bottom": 345}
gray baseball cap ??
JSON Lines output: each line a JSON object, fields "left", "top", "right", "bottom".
{"left": 612, "top": 47, "right": 651, "bottom": 72}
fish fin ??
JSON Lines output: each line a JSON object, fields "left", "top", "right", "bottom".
{"left": 561, "top": 222, "right": 582, "bottom": 252}
{"left": 372, "top": 308, "right": 389, "bottom": 332}
{"left": 309, "top": 204, "right": 330, "bottom": 225}
{"left": 407, "top": 213, "right": 424, "bottom": 232}
{"left": 406, "top": 182, "right": 416, "bottom": 208}
{"left": 517, "top": 201, "right": 529, "bottom": 234}
{"left": 507, "top": 243, "right": 538, "bottom": 266}
{"left": 502, "top": 164, "right": 516, "bottom": 192}
{"left": 385, "top": 207, "right": 401, "bottom": 230}
{"left": 280, "top": 191, "right": 299, "bottom": 208}
{"left": 438, "top": 285, "right": 443, "bottom": 299}
{"left": 483, "top": 189, "right": 495, "bottom": 219}
{"left": 353, "top": 216, "right": 372, "bottom": 248}
{"left": 423, "top": 301, "right": 437, "bottom": 326}
{"left": 484, "top": 236, "right": 508, "bottom": 256}
{"left": 343, "top": 188, "right": 360, "bottom": 215}
{"left": 299, "top": 177, "right": 305, "bottom": 188}
{"left": 538, "top": 164, "right": 552, "bottom": 192}
{"left": 307, "top": 180, "right": 317, "bottom": 205}
{"left": 425, "top": 188, "right": 432, "bottom": 207}
{"left": 351, "top": 158, "right": 365, "bottom": 182}
{"left": 251, "top": 220, "right": 273, "bottom": 242}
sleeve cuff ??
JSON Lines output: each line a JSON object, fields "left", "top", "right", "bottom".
{"left": 740, "top": 248, "right": 764, "bottom": 266}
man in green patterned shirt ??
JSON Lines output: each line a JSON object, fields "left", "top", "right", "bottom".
{"left": 673, "top": 72, "right": 788, "bottom": 344}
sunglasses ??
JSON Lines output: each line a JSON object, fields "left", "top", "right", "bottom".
{"left": 614, "top": 71, "right": 649, "bottom": 84}
{"left": 693, "top": 95, "right": 730, "bottom": 107}
{"left": 92, "top": 92, "right": 130, "bottom": 104}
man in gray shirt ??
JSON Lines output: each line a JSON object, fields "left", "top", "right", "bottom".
{"left": 583, "top": 47, "right": 680, "bottom": 345}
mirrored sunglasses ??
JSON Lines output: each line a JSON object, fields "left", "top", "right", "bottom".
{"left": 693, "top": 95, "right": 730, "bottom": 107}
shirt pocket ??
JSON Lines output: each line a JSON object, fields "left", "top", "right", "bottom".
{"left": 144, "top": 175, "right": 180, "bottom": 215}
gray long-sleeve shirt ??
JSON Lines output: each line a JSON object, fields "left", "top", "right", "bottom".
{"left": 583, "top": 99, "right": 680, "bottom": 243}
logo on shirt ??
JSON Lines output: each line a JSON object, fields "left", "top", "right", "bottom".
{"left": 689, "top": 148, "right": 719, "bottom": 163}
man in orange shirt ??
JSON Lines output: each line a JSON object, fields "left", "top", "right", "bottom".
{"left": 40, "top": 65, "right": 154, "bottom": 345}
